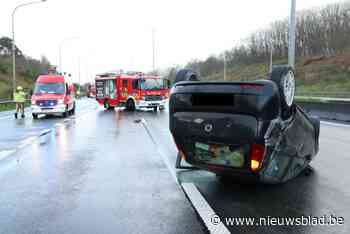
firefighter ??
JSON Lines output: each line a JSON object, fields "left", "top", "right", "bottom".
{"left": 14, "top": 86, "right": 26, "bottom": 119}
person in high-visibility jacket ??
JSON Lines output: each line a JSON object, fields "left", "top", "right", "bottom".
{"left": 13, "top": 86, "right": 26, "bottom": 119}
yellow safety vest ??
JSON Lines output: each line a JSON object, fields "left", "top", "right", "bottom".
{"left": 14, "top": 91, "right": 26, "bottom": 103}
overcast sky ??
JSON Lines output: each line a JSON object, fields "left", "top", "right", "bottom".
{"left": 0, "top": 0, "right": 339, "bottom": 84}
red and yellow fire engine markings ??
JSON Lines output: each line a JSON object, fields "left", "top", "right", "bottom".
{"left": 121, "top": 87, "right": 128, "bottom": 98}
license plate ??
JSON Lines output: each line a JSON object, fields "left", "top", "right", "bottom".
{"left": 194, "top": 142, "right": 245, "bottom": 168}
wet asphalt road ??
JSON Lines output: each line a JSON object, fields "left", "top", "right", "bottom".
{"left": 0, "top": 98, "right": 349, "bottom": 234}
{"left": 142, "top": 109, "right": 350, "bottom": 234}
{"left": 0, "top": 99, "right": 203, "bottom": 234}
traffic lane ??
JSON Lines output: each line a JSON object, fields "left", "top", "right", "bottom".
{"left": 0, "top": 107, "right": 31, "bottom": 119}
{"left": 0, "top": 108, "right": 204, "bottom": 234}
{"left": 143, "top": 112, "right": 350, "bottom": 233}
{"left": 0, "top": 98, "right": 97, "bottom": 152}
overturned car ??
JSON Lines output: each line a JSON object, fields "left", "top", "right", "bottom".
{"left": 169, "top": 66, "right": 320, "bottom": 184}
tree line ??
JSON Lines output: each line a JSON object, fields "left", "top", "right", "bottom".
{"left": 165, "top": 0, "right": 350, "bottom": 80}
{"left": 0, "top": 37, "right": 51, "bottom": 81}
{"left": 0, "top": 36, "right": 51, "bottom": 97}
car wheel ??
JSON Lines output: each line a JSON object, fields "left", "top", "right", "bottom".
{"left": 32, "top": 113, "right": 38, "bottom": 119}
{"left": 71, "top": 103, "right": 76, "bottom": 115}
{"left": 104, "top": 100, "right": 109, "bottom": 109}
{"left": 63, "top": 106, "right": 68, "bottom": 118}
{"left": 270, "top": 65, "right": 296, "bottom": 119}
{"left": 174, "top": 69, "right": 200, "bottom": 84}
{"left": 126, "top": 99, "right": 135, "bottom": 112}
{"left": 309, "top": 116, "right": 320, "bottom": 151}
{"left": 159, "top": 105, "right": 165, "bottom": 111}
{"left": 62, "top": 105, "right": 69, "bottom": 118}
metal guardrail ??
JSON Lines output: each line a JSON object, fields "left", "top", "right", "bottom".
{"left": 0, "top": 99, "right": 31, "bottom": 105}
{"left": 0, "top": 99, "right": 14, "bottom": 104}
{"left": 296, "top": 92, "right": 350, "bottom": 99}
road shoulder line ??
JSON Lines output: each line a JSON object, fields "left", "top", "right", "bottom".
{"left": 182, "top": 182, "right": 231, "bottom": 234}
{"left": 321, "top": 121, "right": 350, "bottom": 128}
{"left": 140, "top": 117, "right": 231, "bottom": 234}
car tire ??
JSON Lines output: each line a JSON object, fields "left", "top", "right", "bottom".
{"left": 126, "top": 99, "right": 135, "bottom": 112}
{"left": 71, "top": 103, "right": 76, "bottom": 115}
{"left": 174, "top": 69, "right": 200, "bottom": 84}
{"left": 104, "top": 100, "right": 114, "bottom": 110}
{"left": 159, "top": 105, "right": 165, "bottom": 111}
{"left": 63, "top": 107, "right": 68, "bottom": 118}
{"left": 153, "top": 106, "right": 158, "bottom": 112}
{"left": 32, "top": 113, "right": 38, "bottom": 119}
{"left": 309, "top": 116, "right": 320, "bottom": 150}
{"left": 104, "top": 100, "right": 110, "bottom": 110}
{"left": 270, "top": 65, "right": 296, "bottom": 119}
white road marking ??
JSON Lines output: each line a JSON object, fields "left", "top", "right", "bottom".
{"left": 0, "top": 149, "right": 16, "bottom": 161}
{"left": 0, "top": 103, "right": 96, "bottom": 161}
{"left": 140, "top": 118, "right": 178, "bottom": 183}
{"left": 17, "top": 136, "right": 37, "bottom": 149}
{"left": 0, "top": 115, "right": 13, "bottom": 120}
{"left": 141, "top": 118, "right": 231, "bottom": 234}
{"left": 0, "top": 135, "right": 38, "bottom": 160}
{"left": 182, "top": 183, "right": 231, "bottom": 234}
{"left": 321, "top": 121, "right": 350, "bottom": 128}
{"left": 0, "top": 111, "right": 30, "bottom": 120}
{"left": 39, "top": 129, "right": 52, "bottom": 136}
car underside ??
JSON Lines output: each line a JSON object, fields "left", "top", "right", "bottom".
{"left": 169, "top": 66, "right": 320, "bottom": 184}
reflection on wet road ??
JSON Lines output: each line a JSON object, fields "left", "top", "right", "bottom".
{"left": 0, "top": 101, "right": 203, "bottom": 234}
{"left": 0, "top": 100, "right": 349, "bottom": 234}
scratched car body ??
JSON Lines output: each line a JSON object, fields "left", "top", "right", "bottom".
{"left": 169, "top": 66, "right": 320, "bottom": 183}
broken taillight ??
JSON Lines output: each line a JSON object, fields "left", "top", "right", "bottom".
{"left": 250, "top": 144, "right": 265, "bottom": 172}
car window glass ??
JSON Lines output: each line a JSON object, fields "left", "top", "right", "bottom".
{"left": 132, "top": 80, "right": 138, "bottom": 89}
{"left": 122, "top": 80, "right": 128, "bottom": 88}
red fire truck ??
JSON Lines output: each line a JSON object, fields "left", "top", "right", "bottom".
{"left": 95, "top": 72, "right": 170, "bottom": 111}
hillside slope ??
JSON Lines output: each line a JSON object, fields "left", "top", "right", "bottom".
{"left": 203, "top": 54, "right": 350, "bottom": 98}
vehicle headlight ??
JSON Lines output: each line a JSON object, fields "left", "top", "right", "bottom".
{"left": 58, "top": 99, "right": 64, "bottom": 104}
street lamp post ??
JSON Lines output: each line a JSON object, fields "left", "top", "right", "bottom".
{"left": 288, "top": 0, "right": 297, "bottom": 68}
{"left": 59, "top": 37, "right": 79, "bottom": 74}
{"left": 152, "top": 28, "right": 155, "bottom": 74}
{"left": 78, "top": 56, "right": 81, "bottom": 95}
{"left": 11, "top": 0, "right": 47, "bottom": 96}
{"left": 223, "top": 52, "right": 226, "bottom": 81}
